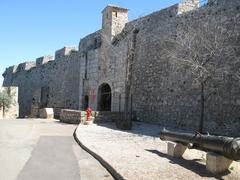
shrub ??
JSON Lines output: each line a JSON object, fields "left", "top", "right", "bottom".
{"left": 0, "top": 91, "right": 12, "bottom": 117}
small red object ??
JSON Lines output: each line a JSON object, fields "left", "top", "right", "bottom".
{"left": 86, "top": 107, "right": 92, "bottom": 121}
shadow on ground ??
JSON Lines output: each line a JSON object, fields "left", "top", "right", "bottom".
{"left": 17, "top": 136, "right": 80, "bottom": 180}
{"left": 146, "top": 149, "right": 230, "bottom": 180}
{"left": 95, "top": 120, "right": 200, "bottom": 138}
{"left": 95, "top": 121, "right": 162, "bottom": 137}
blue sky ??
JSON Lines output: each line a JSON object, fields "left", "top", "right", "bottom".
{"left": 0, "top": 0, "right": 179, "bottom": 85}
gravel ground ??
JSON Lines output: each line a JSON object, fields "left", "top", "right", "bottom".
{"left": 76, "top": 122, "right": 240, "bottom": 180}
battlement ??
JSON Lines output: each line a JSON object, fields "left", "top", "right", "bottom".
{"left": 178, "top": 0, "right": 200, "bottom": 14}
{"left": 55, "top": 46, "right": 78, "bottom": 59}
{"left": 7, "top": 65, "right": 18, "bottom": 74}
{"left": 17, "top": 61, "right": 36, "bottom": 72}
{"left": 2, "top": 65, "right": 18, "bottom": 78}
{"left": 102, "top": 5, "right": 128, "bottom": 13}
{"left": 36, "top": 55, "right": 54, "bottom": 67}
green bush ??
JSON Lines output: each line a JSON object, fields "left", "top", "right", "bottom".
{"left": 0, "top": 91, "right": 12, "bottom": 117}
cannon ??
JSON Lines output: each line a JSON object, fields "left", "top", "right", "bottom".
{"left": 160, "top": 128, "right": 240, "bottom": 161}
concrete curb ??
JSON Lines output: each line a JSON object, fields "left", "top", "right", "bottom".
{"left": 73, "top": 127, "right": 124, "bottom": 180}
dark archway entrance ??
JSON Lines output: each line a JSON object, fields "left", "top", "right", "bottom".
{"left": 40, "top": 86, "right": 49, "bottom": 108}
{"left": 97, "top": 83, "right": 111, "bottom": 111}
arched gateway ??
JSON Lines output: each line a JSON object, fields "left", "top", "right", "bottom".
{"left": 97, "top": 83, "right": 111, "bottom": 111}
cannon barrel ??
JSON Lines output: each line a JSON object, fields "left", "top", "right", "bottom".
{"left": 160, "top": 128, "right": 240, "bottom": 161}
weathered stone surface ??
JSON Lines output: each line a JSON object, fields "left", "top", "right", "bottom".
{"left": 60, "top": 109, "right": 83, "bottom": 124}
{"left": 55, "top": 46, "right": 77, "bottom": 59}
{"left": 206, "top": 152, "right": 233, "bottom": 174}
{"left": 2, "top": 0, "right": 240, "bottom": 136}
{"left": 130, "top": 0, "right": 240, "bottom": 136}
{"left": 178, "top": 0, "right": 200, "bottom": 15}
{"left": 167, "top": 142, "right": 187, "bottom": 157}
{"left": 36, "top": 55, "right": 54, "bottom": 67}
{"left": 3, "top": 52, "right": 81, "bottom": 118}
{"left": 94, "top": 111, "right": 123, "bottom": 123}
{"left": 39, "top": 108, "right": 54, "bottom": 119}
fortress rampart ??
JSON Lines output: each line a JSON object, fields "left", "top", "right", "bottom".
{"left": 2, "top": 0, "right": 240, "bottom": 136}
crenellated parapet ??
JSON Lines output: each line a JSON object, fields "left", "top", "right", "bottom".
{"left": 2, "top": 45, "right": 79, "bottom": 78}
{"left": 178, "top": 0, "right": 200, "bottom": 15}
{"left": 2, "top": 65, "right": 18, "bottom": 77}
{"left": 16, "top": 61, "right": 36, "bottom": 72}
{"left": 36, "top": 55, "right": 54, "bottom": 67}
{"left": 2, "top": 65, "right": 19, "bottom": 86}
{"left": 55, "top": 46, "right": 78, "bottom": 59}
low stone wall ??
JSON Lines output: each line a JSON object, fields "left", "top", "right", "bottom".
{"left": 93, "top": 111, "right": 136, "bottom": 123}
{"left": 0, "top": 87, "right": 19, "bottom": 119}
{"left": 60, "top": 109, "right": 136, "bottom": 124}
{"left": 93, "top": 111, "right": 123, "bottom": 123}
{"left": 60, "top": 109, "right": 85, "bottom": 124}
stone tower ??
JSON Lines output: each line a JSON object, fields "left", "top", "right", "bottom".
{"left": 178, "top": 0, "right": 200, "bottom": 14}
{"left": 102, "top": 5, "right": 128, "bottom": 42}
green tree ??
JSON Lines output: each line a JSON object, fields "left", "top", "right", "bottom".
{"left": 0, "top": 91, "right": 12, "bottom": 118}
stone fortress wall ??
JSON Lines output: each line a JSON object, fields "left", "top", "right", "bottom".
{"left": 129, "top": 0, "right": 240, "bottom": 136}
{"left": 3, "top": 48, "right": 81, "bottom": 118}
{"left": 2, "top": 0, "right": 240, "bottom": 136}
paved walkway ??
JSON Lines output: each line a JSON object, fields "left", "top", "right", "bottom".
{"left": 0, "top": 119, "right": 113, "bottom": 180}
{"left": 76, "top": 122, "right": 240, "bottom": 180}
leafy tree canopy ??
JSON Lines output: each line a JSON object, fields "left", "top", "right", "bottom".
{"left": 0, "top": 91, "right": 12, "bottom": 108}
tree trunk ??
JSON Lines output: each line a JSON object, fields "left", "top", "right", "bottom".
{"left": 119, "top": 94, "right": 121, "bottom": 113}
{"left": 130, "top": 94, "right": 133, "bottom": 121}
{"left": 198, "top": 82, "right": 204, "bottom": 133}
{"left": 124, "top": 92, "right": 129, "bottom": 121}
{"left": 3, "top": 102, "right": 5, "bottom": 118}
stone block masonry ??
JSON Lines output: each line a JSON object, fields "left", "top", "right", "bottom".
{"left": 60, "top": 109, "right": 83, "bottom": 124}
{"left": 2, "top": 0, "right": 240, "bottom": 136}
{"left": 167, "top": 142, "right": 187, "bottom": 157}
{"left": 130, "top": 0, "right": 240, "bottom": 136}
{"left": 206, "top": 152, "right": 233, "bottom": 174}
{"left": 55, "top": 46, "right": 78, "bottom": 59}
{"left": 3, "top": 50, "right": 81, "bottom": 118}
{"left": 36, "top": 55, "right": 54, "bottom": 67}
{"left": 39, "top": 108, "right": 54, "bottom": 119}
{"left": 17, "top": 61, "right": 36, "bottom": 72}
{"left": 178, "top": 0, "right": 200, "bottom": 14}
